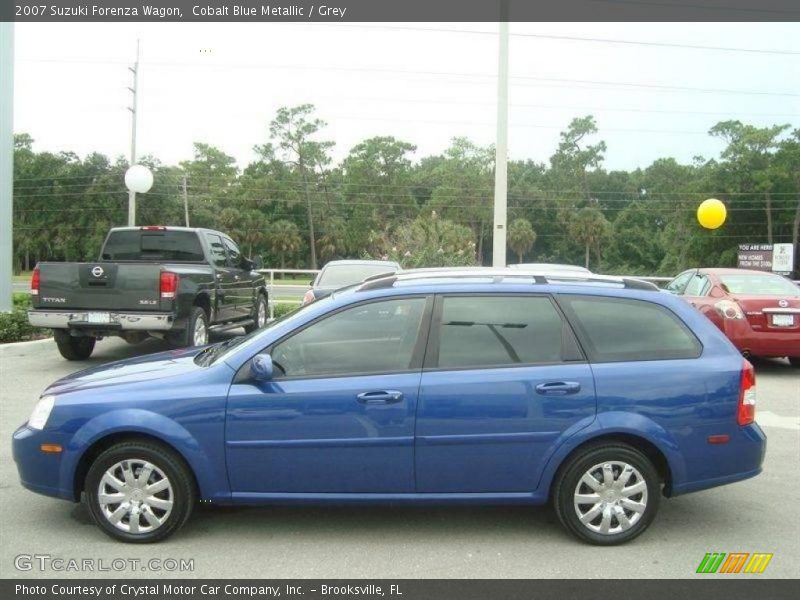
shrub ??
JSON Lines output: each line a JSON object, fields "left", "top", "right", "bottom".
{"left": 272, "top": 302, "right": 299, "bottom": 319}
{"left": 0, "top": 293, "right": 47, "bottom": 343}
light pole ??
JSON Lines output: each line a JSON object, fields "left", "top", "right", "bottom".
{"left": 127, "top": 40, "right": 140, "bottom": 226}
{"left": 0, "top": 22, "right": 13, "bottom": 312}
{"left": 491, "top": 6, "right": 510, "bottom": 267}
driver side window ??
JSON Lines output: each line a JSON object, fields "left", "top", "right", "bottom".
{"left": 271, "top": 298, "right": 428, "bottom": 379}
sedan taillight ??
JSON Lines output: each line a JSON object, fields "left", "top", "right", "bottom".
{"left": 715, "top": 300, "right": 745, "bottom": 320}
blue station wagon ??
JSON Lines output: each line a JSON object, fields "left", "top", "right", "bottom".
{"left": 12, "top": 269, "right": 766, "bottom": 544}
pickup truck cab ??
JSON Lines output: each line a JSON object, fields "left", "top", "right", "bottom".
{"left": 28, "top": 226, "right": 268, "bottom": 360}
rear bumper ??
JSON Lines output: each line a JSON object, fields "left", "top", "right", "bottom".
{"left": 722, "top": 319, "right": 800, "bottom": 358}
{"left": 28, "top": 310, "right": 175, "bottom": 331}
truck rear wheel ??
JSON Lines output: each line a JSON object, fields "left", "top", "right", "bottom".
{"left": 54, "top": 329, "right": 96, "bottom": 361}
{"left": 168, "top": 307, "right": 208, "bottom": 348}
{"left": 244, "top": 293, "right": 268, "bottom": 334}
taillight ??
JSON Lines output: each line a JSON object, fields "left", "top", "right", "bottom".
{"left": 715, "top": 300, "right": 745, "bottom": 320}
{"left": 302, "top": 289, "right": 315, "bottom": 306}
{"left": 160, "top": 272, "right": 178, "bottom": 299}
{"left": 30, "top": 267, "right": 40, "bottom": 296}
{"left": 737, "top": 359, "right": 756, "bottom": 426}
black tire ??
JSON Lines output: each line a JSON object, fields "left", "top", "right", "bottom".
{"left": 789, "top": 357, "right": 800, "bottom": 368}
{"left": 84, "top": 440, "right": 195, "bottom": 543}
{"left": 54, "top": 329, "right": 95, "bottom": 360}
{"left": 168, "top": 306, "right": 208, "bottom": 348}
{"left": 244, "top": 293, "right": 268, "bottom": 334}
{"left": 553, "top": 443, "right": 661, "bottom": 545}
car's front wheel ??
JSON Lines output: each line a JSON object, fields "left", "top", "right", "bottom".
{"left": 553, "top": 443, "right": 660, "bottom": 545}
{"left": 85, "top": 441, "right": 195, "bottom": 543}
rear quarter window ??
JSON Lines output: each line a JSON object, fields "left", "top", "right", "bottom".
{"left": 560, "top": 295, "right": 702, "bottom": 362}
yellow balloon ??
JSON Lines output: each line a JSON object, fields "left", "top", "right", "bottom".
{"left": 697, "top": 198, "right": 727, "bottom": 229}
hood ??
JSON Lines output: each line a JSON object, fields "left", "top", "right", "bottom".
{"left": 45, "top": 346, "right": 205, "bottom": 396}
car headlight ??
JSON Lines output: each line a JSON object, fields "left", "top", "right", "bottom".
{"left": 28, "top": 395, "right": 56, "bottom": 430}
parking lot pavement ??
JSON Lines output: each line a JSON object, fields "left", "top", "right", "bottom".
{"left": 1, "top": 337, "right": 798, "bottom": 579}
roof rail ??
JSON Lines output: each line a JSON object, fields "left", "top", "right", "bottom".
{"left": 356, "top": 268, "right": 660, "bottom": 292}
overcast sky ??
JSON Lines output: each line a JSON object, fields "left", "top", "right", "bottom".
{"left": 13, "top": 22, "right": 800, "bottom": 171}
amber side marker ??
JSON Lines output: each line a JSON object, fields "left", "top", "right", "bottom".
{"left": 40, "top": 444, "right": 63, "bottom": 453}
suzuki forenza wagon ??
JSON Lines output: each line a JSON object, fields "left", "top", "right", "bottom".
{"left": 13, "top": 269, "right": 766, "bottom": 544}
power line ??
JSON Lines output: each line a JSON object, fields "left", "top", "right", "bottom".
{"left": 341, "top": 25, "right": 800, "bottom": 56}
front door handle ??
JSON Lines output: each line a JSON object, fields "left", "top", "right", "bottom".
{"left": 535, "top": 381, "right": 581, "bottom": 395}
{"left": 356, "top": 390, "right": 404, "bottom": 404}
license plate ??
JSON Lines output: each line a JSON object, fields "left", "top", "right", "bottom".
{"left": 772, "top": 314, "right": 795, "bottom": 327}
{"left": 86, "top": 312, "right": 111, "bottom": 324}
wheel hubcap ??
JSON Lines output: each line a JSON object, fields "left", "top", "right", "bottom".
{"left": 573, "top": 461, "right": 648, "bottom": 535}
{"left": 193, "top": 318, "right": 208, "bottom": 346}
{"left": 97, "top": 459, "right": 174, "bottom": 534}
{"left": 257, "top": 300, "right": 266, "bottom": 327}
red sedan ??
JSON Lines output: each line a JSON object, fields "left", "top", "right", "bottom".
{"left": 666, "top": 268, "right": 799, "bottom": 366}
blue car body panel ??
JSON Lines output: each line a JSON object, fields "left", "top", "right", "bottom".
{"left": 12, "top": 280, "right": 766, "bottom": 508}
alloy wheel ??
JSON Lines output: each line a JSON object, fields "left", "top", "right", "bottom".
{"left": 573, "top": 461, "right": 648, "bottom": 535}
{"left": 97, "top": 459, "right": 174, "bottom": 534}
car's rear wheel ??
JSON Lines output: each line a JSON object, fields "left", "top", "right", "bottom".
{"left": 553, "top": 444, "right": 660, "bottom": 545}
{"left": 85, "top": 441, "right": 195, "bottom": 543}
{"left": 244, "top": 293, "right": 268, "bottom": 334}
{"left": 54, "top": 329, "right": 95, "bottom": 360}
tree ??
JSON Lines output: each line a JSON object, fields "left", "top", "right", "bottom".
{"left": 550, "top": 116, "right": 606, "bottom": 202}
{"left": 267, "top": 220, "right": 302, "bottom": 269}
{"left": 710, "top": 120, "right": 790, "bottom": 244}
{"left": 568, "top": 207, "right": 610, "bottom": 269}
{"left": 507, "top": 218, "right": 536, "bottom": 263}
{"left": 267, "top": 104, "right": 334, "bottom": 269}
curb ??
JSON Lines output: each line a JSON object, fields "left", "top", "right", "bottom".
{"left": 0, "top": 336, "right": 53, "bottom": 351}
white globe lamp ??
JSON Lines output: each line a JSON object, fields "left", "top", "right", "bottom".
{"left": 124, "top": 164, "right": 154, "bottom": 194}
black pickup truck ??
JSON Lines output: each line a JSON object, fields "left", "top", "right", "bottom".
{"left": 28, "top": 226, "right": 268, "bottom": 360}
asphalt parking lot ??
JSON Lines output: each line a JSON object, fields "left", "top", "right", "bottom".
{"left": 1, "top": 336, "right": 798, "bottom": 579}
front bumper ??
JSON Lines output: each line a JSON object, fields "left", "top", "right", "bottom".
{"left": 12, "top": 424, "right": 74, "bottom": 501}
{"left": 28, "top": 310, "right": 175, "bottom": 331}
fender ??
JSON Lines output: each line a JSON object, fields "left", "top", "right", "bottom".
{"left": 60, "top": 409, "right": 230, "bottom": 501}
{"left": 534, "top": 411, "right": 686, "bottom": 495}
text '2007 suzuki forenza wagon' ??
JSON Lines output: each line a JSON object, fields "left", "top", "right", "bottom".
{"left": 13, "top": 269, "right": 766, "bottom": 544}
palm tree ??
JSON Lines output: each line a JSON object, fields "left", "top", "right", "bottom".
{"left": 267, "top": 220, "right": 303, "bottom": 270}
{"left": 568, "top": 207, "right": 610, "bottom": 269}
{"left": 507, "top": 218, "right": 537, "bottom": 263}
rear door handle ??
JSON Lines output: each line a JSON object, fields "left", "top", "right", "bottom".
{"left": 535, "top": 381, "right": 581, "bottom": 395}
{"left": 356, "top": 390, "right": 404, "bottom": 404}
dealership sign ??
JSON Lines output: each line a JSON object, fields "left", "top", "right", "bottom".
{"left": 737, "top": 243, "right": 795, "bottom": 274}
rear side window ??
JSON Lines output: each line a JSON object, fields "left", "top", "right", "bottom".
{"left": 102, "top": 230, "right": 204, "bottom": 262}
{"left": 561, "top": 296, "right": 702, "bottom": 362}
{"left": 433, "top": 295, "right": 574, "bottom": 369}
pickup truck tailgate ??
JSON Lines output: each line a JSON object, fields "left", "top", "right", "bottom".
{"left": 34, "top": 262, "right": 164, "bottom": 311}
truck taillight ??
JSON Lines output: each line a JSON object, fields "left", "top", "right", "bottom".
{"left": 31, "top": 267, "right": 40, "bottom": 296}
{"left": 737, "top": 359, "right": 756, "bottom": 426}
{"left": 141, "top": 226, "right": 167, "bottom": 231}
{"left": 160, "top": 272, "right": 178, "bottom": 299}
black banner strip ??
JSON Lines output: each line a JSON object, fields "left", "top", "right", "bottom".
{"left": 4, "top": 0, "right": 800, "bottom": 23}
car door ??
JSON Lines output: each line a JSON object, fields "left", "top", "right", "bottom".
{"left": 221, "top": 236, "right": 253, "bottom": 319}
{"left": 225, "top": 295, "right": 433, "bottom": 494}
{"left": 680, "top": 273, "right": 719, "bottom": 320}
{"left": 415, "top": 294, "right": 596, "bottom": 493}
{"left": 204, "top": 233, "right": 237, "bottom": 322}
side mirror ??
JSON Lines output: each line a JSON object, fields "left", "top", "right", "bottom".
{"left": 309, "top": 280, "right": 314, "bottom": 287}
{"left": 251, "top": 353, "right": 274, "bottom": 381}
{"left": 252, "top": 255, "right": 264, "bottom": 270}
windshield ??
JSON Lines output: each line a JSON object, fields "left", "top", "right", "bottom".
{"left": 719, "top": 274, "right": 800, "bottom": 297}
{"left": 102, "top": 230, "right": 204, "bottom": 262}
{"left": 316, "top": 264, "right": 397, "bottom": 287}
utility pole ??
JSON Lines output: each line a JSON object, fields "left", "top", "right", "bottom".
{"left": 0, "top": 23, "right": 14, "bottom": 313}
{"left": 182, "top": 176, "right": 190, "bottom": 227}
{"left": 127, "top": 40, "right": 140, "bottom": 227}
{"left": 491, "top": 4, "right": 509, "bottom": 268}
